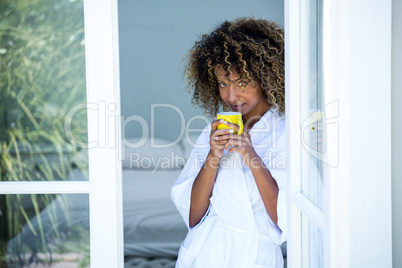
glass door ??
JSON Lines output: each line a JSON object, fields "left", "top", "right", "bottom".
{"left": 0, "top": 0, "right": 123, "bottom": 267}
{"left": 286, "top": 0, "right": 332, "bottom": 267}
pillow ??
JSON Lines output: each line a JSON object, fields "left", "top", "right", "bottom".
{"left": 121, "top": 137, "right": 185, "bottom": 170}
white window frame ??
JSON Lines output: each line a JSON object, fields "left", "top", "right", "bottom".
{"left": 285, "top": 0, "right": 327, "bottom": 267}
{"left": 0, "top": 0, "right": 124, "bottom": 267}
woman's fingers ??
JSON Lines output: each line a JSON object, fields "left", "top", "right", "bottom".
{"left": 224, "top": 139, "right": 244, "bottom": 150}
{"left": 210, "top": 141, "right": 225, "bottom": 149}
{"left": 222, "top": 134, "right": 253, "bottom": 150}
{"left": 210, "top": 129, "right": 233, "bottom": 148}
{"left": 211, "top": 119, "right": 228, "bottom": 133}
{"left": 215, "top": 133, "right": 241, "bottom": 141}
{"left": 210, "top": 128, "right": 233, "bottom": 139}
{"left": 210, "top": 120, "right": 249, "bottom": 152}
{"left": 219, "top": 120, "right": 240, "bottom": 133}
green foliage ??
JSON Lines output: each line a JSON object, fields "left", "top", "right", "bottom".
{"left": 0, "top": 0, "right": 90, "bottom": 266}
{"left": 0, "top": 0, "right": 88, "bottom": 179}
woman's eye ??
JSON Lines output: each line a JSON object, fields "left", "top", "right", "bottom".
{"left": 219, "top": 83, "right": 227, "bottom": 88}
{"left": 238, "top": 81, "right": 248, "bottom": 87}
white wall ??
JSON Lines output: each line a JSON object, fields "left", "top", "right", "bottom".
{"left": 118, "top": 0, "right": 284, "bottom": 142}
{"left": 325, "top": 0, "right": 393, "bottom": 267}
{"left": 392, "top": 0, "right": 402, "bottom": 267}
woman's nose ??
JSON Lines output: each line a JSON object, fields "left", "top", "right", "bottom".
{"left": 227, "top": 84, "right": 239, "bottom": 102}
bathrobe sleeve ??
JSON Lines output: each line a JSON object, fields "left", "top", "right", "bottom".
{"left": 268, "top": 160, "right": 287, "bottom": 245}
{"left": 263, "top": 117, "right": 287, "bottom": 245}
{"left": 171, "top": 125, "right": 211, "bottom": 230}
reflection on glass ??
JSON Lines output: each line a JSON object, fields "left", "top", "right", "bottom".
{"left": 300, "top": 0, "right": 325, "bottom": 210}
{"left": 0, "top": 0, "right": 88, "bottom": 181}
{"left": 301, "top": 213, "right": 324, "bottom": 268}
{"left": 0, "top": 194, "right": 90, "bottom": 267}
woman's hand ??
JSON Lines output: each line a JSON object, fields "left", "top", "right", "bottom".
{"left": 209, "top": 120, "right": 235, "bottom": 159}
{"left": 216, "top": 121, "right": 259, "bottom": 167}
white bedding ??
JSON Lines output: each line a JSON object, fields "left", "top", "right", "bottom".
{"left": 123, "top": 168, "right": 187, "bottom": 258}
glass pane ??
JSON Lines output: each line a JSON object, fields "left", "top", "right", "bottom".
{"left": 300, "top": 0, "right": 325, "bottom": 210}
{"left": 0, "top": 194, "right": 90, "bottom": 267}
{"left": 301, "top": 213, "right": 324, "bottom": 268}
{"left": 0, "top": 0, "right": 89, "bottom": 181}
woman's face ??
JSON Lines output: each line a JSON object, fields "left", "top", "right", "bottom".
{"left": 216, "top": 66, "right": 270, "bottom": 120}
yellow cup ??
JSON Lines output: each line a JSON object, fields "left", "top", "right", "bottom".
{"left": 216, "top": 112, "right": 243, "bottom": 135}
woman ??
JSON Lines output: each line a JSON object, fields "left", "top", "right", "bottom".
{"left": 171, "top": 17, "right": 286, "bottom": 268}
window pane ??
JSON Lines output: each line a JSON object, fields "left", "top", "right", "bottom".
{"left": 0, "top": 194, "right": 90, "bottom": 267}
{"left": 0, "top": 0, "right": 88, "bottom": 181}
{"left": 301, "top": 213, "right": 324, "bottom": 268}
{"left": 300, "top": 0, "right": 325, "bottom": 210}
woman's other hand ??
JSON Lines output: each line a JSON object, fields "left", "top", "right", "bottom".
{"left": 209, "top": 119, "right": 235, "bottom": 159}
{"left": 216, "top": 121, "right": 258, "bottom": 168}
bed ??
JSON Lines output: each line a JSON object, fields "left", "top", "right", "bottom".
{"left": 123, "top": 169, "right": 186, "bottom": 267}
{"left": 122, "top": 136, "right": 192, "bottom": 267}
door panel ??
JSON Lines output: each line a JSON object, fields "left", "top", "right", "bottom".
{"left": 300, "top": 0, "right": 325, "bottom": 211}
{"left": 286, "top": 0, "right": 326, "bottom": 267}
{"left": 0, "top": 0, "right": 123, "bottom": 267}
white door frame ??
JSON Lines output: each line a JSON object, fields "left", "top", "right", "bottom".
{"left": 84, "top": 0, "right": 123, "bottom": 266}
{"left": 0, "top": 0, "right": 124, "bottom": 267}
{"left": 285, "top": 0, "right": 393, "bottom": 267}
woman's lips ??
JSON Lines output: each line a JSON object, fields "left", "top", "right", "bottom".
{"left": 231, "top": 104, "right": 244, "bottom": 111}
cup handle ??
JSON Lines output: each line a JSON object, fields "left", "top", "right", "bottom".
{"left": 236, "top": 121, "right": 243, "bottom": 135}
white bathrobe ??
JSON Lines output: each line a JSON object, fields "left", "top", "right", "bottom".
{"left": 171, "top": 108, "right": 287, "bottom": 268}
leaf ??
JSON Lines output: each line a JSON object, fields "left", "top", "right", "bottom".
{"left": 19, "top": 205, "right": 38, "bottom": 236}
{"left": 31, "top": 194, "right": 48, "bottom": 253}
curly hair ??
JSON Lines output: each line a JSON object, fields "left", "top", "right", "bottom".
{"left": 184, "top": 17, "right": 285, "bottom": 117}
